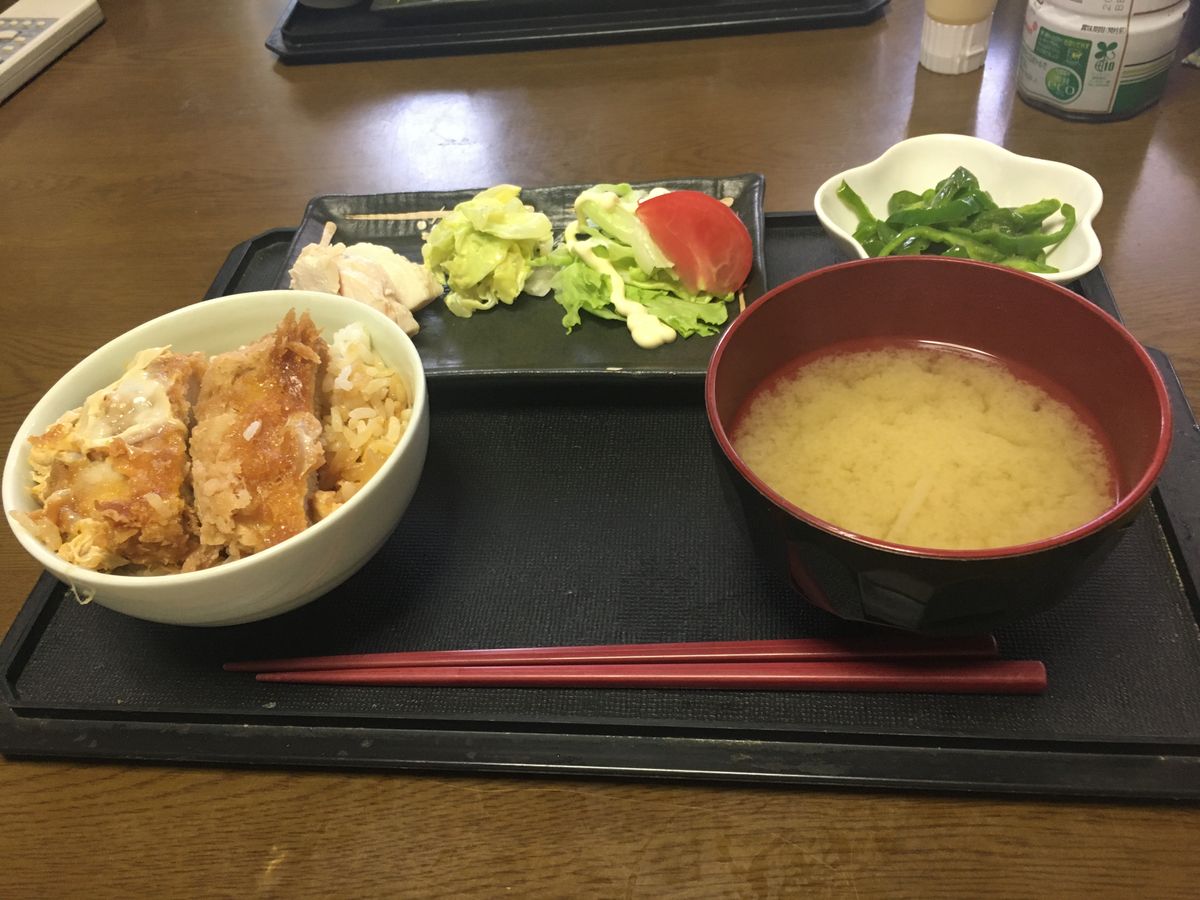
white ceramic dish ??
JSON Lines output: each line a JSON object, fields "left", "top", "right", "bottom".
{"left": 2, "top": 290, "right": 430, "bottom": 627}
{"left": 813, "top": 133, "right": 1103, "bottom": 284}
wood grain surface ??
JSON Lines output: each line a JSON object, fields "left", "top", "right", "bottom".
{"left": 2, "top": 1, "right": 1199, "bottom": 896}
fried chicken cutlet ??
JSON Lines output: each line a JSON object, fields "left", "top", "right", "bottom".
{"left": 189, "top": 310, "right": 328, "bottom": 563}
{"left": 22, "top": 348, "right": 206, "bottom": 572}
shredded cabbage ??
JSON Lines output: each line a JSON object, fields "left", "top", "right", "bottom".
{"left": 421, "top": 184, "right": 554, "bottom": 317}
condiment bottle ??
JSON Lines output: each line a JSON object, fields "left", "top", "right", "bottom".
{"left": 920, "top": 0, "right": 1000, "bottom": 74}
{"left": 1018, "top": 0, "right": 1192, "bottom": 120}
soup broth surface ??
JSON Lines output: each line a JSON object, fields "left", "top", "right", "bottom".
{"left": 731, "top": 342, "right": 1115, "bottom": 550}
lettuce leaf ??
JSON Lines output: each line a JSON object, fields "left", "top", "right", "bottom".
{"left": 574, "top": 184, "right": 675, "bottom": 274}
{"left": 549, "top": 253, "right": 730, "bottom": 338}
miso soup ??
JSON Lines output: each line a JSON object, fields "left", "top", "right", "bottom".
{"left": 731, "top": 341, "right": 1116, "bottom": 550}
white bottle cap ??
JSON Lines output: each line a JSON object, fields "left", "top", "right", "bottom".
{"left": 919, "top": 12, "right": 994, "bottom": 75}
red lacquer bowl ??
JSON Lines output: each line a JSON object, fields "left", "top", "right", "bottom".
{"left": 705, "top": 256, "right": 1172, "bottom": 635}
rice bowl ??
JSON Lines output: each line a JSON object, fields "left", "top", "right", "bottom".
{"left": 3, "top": 290, "right": 430, "bottom": 626}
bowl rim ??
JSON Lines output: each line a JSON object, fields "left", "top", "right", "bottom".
{"left": 704, "top": 255, "right": 1173, "bottom": 561}
{"left": 2, "top": 289, "right": 429, "bottom": 588}
{"left": 812, "top": 133, "right": 1104, "bottom": 285}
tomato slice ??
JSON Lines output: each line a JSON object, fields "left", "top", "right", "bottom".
{"left": 634, "top": 190, "right": 753, "bottom": 295}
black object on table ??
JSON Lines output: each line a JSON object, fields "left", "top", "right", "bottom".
{"left": 267, "top": 0, "right": 890, "bottom": 64}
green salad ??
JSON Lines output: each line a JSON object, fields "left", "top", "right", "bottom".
{"left": 538, "top": 184, "right": 737, "bottom": 349}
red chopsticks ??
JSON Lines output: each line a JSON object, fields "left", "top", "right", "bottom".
{"left": 227, "top": 635, "right": 1046, "bottom": 695}
{"left": 225, "top": 634, "right": 998, "bottom": 672}
{"left": 253, "top": 660, "right": 1045, "bottom": 693}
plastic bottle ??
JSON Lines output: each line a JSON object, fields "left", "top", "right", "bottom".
{"left": 1017, "top": 0, "right": 1192, "bottom": 120}
{"left": 920, "top": 0, "right": 1000, "bottom": 74}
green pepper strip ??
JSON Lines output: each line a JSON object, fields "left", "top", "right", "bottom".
{"left": 886, "top": 192, "right": 992, "bottom": 227}
{"left": 930, "top": 167, "right": 978, "bottom": 206}
{"left": 969, "top": 199, "right": 1061, "bottom": 233}
{"left": 836, "top": 181, "right": 877, "bottom": 225}
{"left": 880, "top": 167, "right": 998, "bottom": 227}
{"left": 877, "top": 226, "right": 1061, "bottom": 272}
{"left": 886, "top": 190, "right": 924, "bottom": 217}
{"left": 948, "top": 204, "right": 1075, "bottom": 257}
{"left": 838, "top": 181, "right": 896, "bottom": 256}
{"left": 877, "top": 225, "right": 1004, "bottom": 262}
{"left": 995, "top": 256, "right": 1059, "bottom": 274}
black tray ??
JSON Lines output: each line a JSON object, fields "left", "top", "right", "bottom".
{"left": 266, "top": 0, "right": 889, "bottom": 64}
{"left": 4, "top": 214, "right": 1200, "bottom": 800}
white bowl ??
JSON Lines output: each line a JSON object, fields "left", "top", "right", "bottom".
{"left": 813, "top": 134, "right": 1103, "bottom": 284}
{"left": 3, "top": 290, "right": 429, "bottom": 627}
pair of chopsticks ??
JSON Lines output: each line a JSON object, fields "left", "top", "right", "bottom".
{"left": 225, "top": 635, "right": 1046, "bottom": 694}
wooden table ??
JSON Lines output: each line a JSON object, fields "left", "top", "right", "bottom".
{"left": 2, "top": 1, "right": 1198, "bottom": 895}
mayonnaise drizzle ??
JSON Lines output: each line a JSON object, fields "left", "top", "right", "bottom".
{"left": 564, "top": 221, "right": 676, "bottom": 350}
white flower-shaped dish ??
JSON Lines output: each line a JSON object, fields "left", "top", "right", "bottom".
{"left": 814, "top": 134, "right": 1103, "bottom": 284}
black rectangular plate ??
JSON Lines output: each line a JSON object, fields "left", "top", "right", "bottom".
{"left": 266, "top": 0, "right": 889, "bottom": 64}
{"left": 3, "top": 214, "right": 1200, "bottom": 800}
{"left": 278, "top": 176, "right": 766, "bottom": 383}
